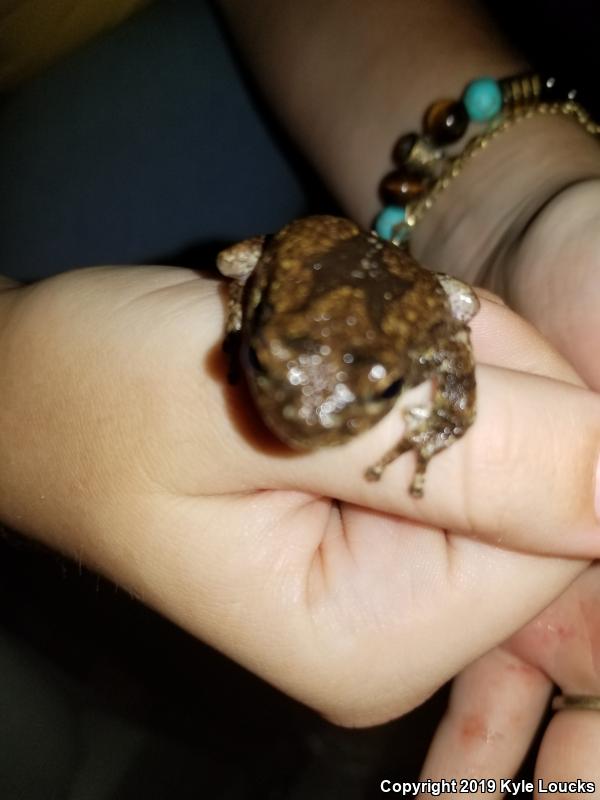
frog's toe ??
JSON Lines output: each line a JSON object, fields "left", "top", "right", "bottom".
{"left": 364, "top": 437, "right": 413, "bottom": 485}
{"left": 408, "top": 468, "right": 426, "bottom": 498}
{"left": 436, "top": 273, "right": 480, "bottom": 323}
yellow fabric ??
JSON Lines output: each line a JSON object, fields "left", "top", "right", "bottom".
{"left": 0, "top": 0, "right": 152, "bottom": 90}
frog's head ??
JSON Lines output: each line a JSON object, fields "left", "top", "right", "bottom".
{"left": 242, "top": 298, "right": 408, "bottom": 450}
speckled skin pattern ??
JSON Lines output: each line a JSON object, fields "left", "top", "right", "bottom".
{"left": 217, "top": 215, "right": 479, "bottom": 496}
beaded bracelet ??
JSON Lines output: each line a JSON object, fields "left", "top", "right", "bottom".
{"left": 374, "top": 72, "right": 600, "bottom": 245}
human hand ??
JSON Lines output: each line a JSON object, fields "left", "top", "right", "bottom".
{"left": 2, "top": 266, "right": 600, "bottom": 726}
{"left": 421, "top": 564, "right": 600, "bottom": 790}
{"left": 403, "top": 122, "right": 600, "bottom": 788}
{"left": 419, "top": 179, "right": 600, "bottom": 780}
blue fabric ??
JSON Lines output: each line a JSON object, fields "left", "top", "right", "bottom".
{"left": 0, "top": 0, "right": 316, "bottom": 281}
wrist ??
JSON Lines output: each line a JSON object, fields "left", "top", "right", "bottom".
{"left": 504, "top": 177, "right": 600, "bottom": 386}
{"left": 407, "top": 113, "right": 600, "bottom": 290}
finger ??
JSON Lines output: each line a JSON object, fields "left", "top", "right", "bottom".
{"left": 203, "top": 294, "right": 600, "bottom": 557}
{"left": 251, "top": 365, "right": 600, "bottom": 558}
{"left": 469, "top": 294, "right": 583, "bottom": 386}
{"left": 420, "top": 648, "right": 551, "bottom": 800}
{"left": 535, "top": 711, "right": 600, "bottom": 793}
{"left": 508, "top": 562, "right": 600, "bottom": 691}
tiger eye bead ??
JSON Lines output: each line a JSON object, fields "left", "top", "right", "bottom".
{"left": 423, "top": 99, "right": 469, "bottom": 145}
{"left": 392, "top": 133, "right": 442, "bottom": 170}
{"left": 392, "top": 133, "right": 419, "bottom": 164}
{"left": 379, "top": 168, "right": 429, "bottom": 205}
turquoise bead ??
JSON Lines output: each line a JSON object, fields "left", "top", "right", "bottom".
{"left": 375, "top": 205, "right": 406, "bottom": 241}
{"left": 463, "top": 78, "right": 502, "bottom": 122}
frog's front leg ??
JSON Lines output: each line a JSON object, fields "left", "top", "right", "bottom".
{"left": 365, "top": 333, "right": 476, "bottom": 497}
{"left": 217, "top": 236, "right": 265, "bottom": 336}
{"left": 217, "top": 236, "right": 265, "bottom": 382}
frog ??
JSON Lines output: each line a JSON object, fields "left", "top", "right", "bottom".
{"left": 217, "top": 215, "right": 479, "bottom": 497}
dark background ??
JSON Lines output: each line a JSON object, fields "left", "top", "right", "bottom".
{"left": 0, "top": 0, "right": 597, "bottom": 796}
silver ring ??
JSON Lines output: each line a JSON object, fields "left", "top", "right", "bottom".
{"left": 552, "top": 694, "right": 600, "bottom": 712}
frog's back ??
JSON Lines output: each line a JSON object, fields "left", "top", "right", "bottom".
{"left": 262, "top": 216, "right": 445, "bottom": 327}
{"left": 251, "top": 216, "right": 360, "bottom": 314}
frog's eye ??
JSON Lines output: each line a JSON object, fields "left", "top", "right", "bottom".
{"left": 378, "top": 378, "right": 404, "bottom": 400}
{"left": 247, "top": 345, "right": 264, "bottom": 373}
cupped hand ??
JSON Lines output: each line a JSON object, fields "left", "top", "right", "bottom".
{"left": 1, "top": 266, "right": 599, "bottom": 726}
{"left": 421, "top": 565, "right": 600, "bottom": 791}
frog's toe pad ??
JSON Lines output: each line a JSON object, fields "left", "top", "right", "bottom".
{"left": 364, "top": 464, "right": 383, "bottom": 482}
{"left": 436, "top": 274, "right": 480, "bottom": 323}
{"left": 408, "top": 470, "right": 425, "bottom": 498}
{"left": 217, "top": 236, "right": 265, "bottom": 278}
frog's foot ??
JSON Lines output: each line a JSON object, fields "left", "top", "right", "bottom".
{"left": 217, "top": 236, "right": 266, "bottom": 336}
{"left": 364, "top": 404, "right": 432, "bottom": 496}
{"left": 365, "top": 398, "right": 472, "bottom": 496}
{"left": 368, "top": 325, "right": 477, "bottom": 494}
{"left": 217, "top": 236, "right": 266, "bottom": 383}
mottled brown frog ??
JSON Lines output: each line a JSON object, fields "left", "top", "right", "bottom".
{"left": 217, "top": 215, "right": 479, "bottom": 497}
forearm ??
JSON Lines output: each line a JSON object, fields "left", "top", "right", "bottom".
{"left": 218, "top": 0, "right": 523, "bottom": 222}
{"left": 218, "top": 0, "right": 600, "bottom": 285}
